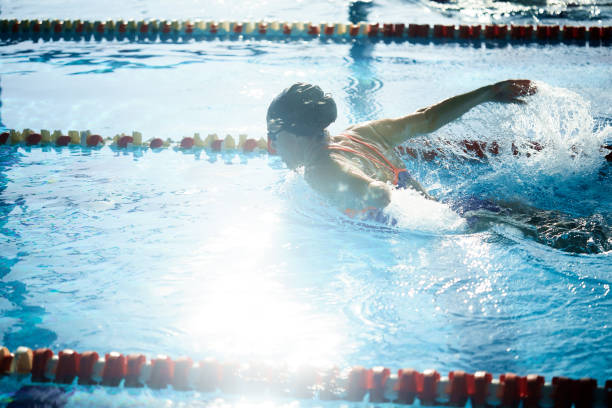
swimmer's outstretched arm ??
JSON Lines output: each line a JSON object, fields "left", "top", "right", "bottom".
{"left": 354, "top": 79, "right": 536, "bottom": 147}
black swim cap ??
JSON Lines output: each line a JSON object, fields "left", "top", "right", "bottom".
{"left": 267, "top": 83, "right": 337, "bottom": 138}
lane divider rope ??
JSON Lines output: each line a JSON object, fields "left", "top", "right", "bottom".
{"left": 0, "top": 19, "right": 611, "bottom": 45}
{"left": 0, "top": 346, "right": 610, "bottom": 406}
{"left": 2, "top": 129, "right": 611, "bottom": 162}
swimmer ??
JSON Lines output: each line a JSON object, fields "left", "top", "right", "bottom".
{"left": 267, "top": 81, "right": 612, "bottom": 254}
{"left": 267, "top": 80, "right": 536, "bottom": 213}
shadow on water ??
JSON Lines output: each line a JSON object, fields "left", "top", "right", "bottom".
{"left": 0, "top": 148, "right": 58, "bottom": 350}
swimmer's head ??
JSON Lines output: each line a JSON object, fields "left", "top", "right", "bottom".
{"left": 267, "top": 83, "right": 337, "bottom": 142}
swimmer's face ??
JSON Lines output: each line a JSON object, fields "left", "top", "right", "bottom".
{"left": 272, "top": 130, "right": 302, "bottom": 170}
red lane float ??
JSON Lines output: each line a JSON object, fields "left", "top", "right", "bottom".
{"left": 31, "top": 348, "right": 53, "bottom": 382}
{"left": 434, "top": 25, "right": 455, "bottom": 39}
{"left": 472, "top": 371, "right": 493, "bottom": 408}
{"left": 210, "top": 139, "right": 223, "bottom": 151}
{"left": 408, "top": 24, "right": 429, "bottom": 38}
{"left": 604, "top": 145, "right": 612, "bottom": 162}
{"left": 485, "top": 24, "right": 508, "bottom": 40}
{"left": 0, "top": 347, "right": 12, "bottom": 374}
{"left": 346, "top": 366, "right": 369, "bottom": 401}
{"left": 148, "top": 356, "right": 174, "bottom": 389}
{"left": 117, "top": 135, "right": 133, "bottom": 148}
{"left": 537, "top": 25, "right": 560, "bottom": 40}
{"left": 243, "top": 138, "right": 258, "bottom": 152}
{"left": 370, "top": 367, "right": 391, "bottom": 402}
{"left": 368, "top": 23, "right": 379, "bottom": 37}
{"left": 499, "top": 373, "right": 523, "bottom": 408}
{"left": 77, "top": 351, "right": 99, "bottom": 385}
{"left": 524, "top": 375, "right": 545, "bottom": 408}
{"left": 448, "top": 371, "right": 473, "bottom": 406}
{"left": 150, "top": 138, "right": 164, "bottom": 149}
{"left": 574, "top": 378, "right": 597, "bottom": 408}
{"left": 511, "top": 25, "right": 533, "bottom": 40}
{"left": 25, "top": 132, "right": 42, "bottom": 146}
{"left": 125, "top": 354, "right": 147, "bottom": 387}
{"left": 563, "top": 26, "right": 586, "bottom": 41}
{"left": 420, "top": 369, "right": 440, "bottom": 405}
{"left": 86, "top": 134, "right": 103, "bottom": 146}
{"left": 180, "top": 137, "right": 194, "bottom": 149}
{"left": 0, "top": 132, "right": 9, "bottom": 145}
{"left": 56, "top": 135, "right": 71, "bottom": 146}
{"left": 55, "top": 349, "right": 80, "bottom": 384}
{"left": 101, "top": 352, "right": 127, "bottom": 387}
{"left": 396, "top": 369, "right": 423, "bottom": 404}
{"left": 553, "top": 377, "right": 576, "bottom": 408}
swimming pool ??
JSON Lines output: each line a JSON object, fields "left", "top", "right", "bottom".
{"left": 1, "top": 1, "right": 611, "bottom": 407}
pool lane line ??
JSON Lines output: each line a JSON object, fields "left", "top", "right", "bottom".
{"left": 2, "top": 129, "right": 612, "bottom": 163}
{"left": 0, "top": 129, "right": 268, "bottom": 153}
{"left": 0, "top": 19, "right": 611, "bottom": 46}
{"left": 0, "top": 346, "right": 610, "bottom": 406}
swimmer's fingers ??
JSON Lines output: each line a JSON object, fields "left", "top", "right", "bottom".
{"left": 491, "top": 79, "right": 537, "bottom": 103}
{"left": 491, "top": 93, "right": 527, "bottom": 104}
{"left": 510, "top": 79, "right": 537, "bottom": 96}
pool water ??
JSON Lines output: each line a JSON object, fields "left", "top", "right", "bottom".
{"left": 1, "top": 1, "right": 611, "bottom": 407}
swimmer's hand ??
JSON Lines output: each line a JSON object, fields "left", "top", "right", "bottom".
{"left": 490, "top": 80, "right": 537, "bottom": 104}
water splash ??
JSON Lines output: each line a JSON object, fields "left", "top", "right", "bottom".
{"left": 386, "top": 187, "right": 467, "bottom": 233}
{"left": 410, "top": 82, "right": 610, "bottom": 206}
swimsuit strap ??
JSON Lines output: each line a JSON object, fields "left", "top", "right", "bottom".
{"left": 327, "top": 145, "right": 392, "bottom": 173}
{"left": 329, "top": 134, "right": 408, "bottom": 185}
{"left": 342, "top": 134, "right": 400, "bottom": 171}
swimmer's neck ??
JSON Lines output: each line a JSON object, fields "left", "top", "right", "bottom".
{"left": 287, "top": 132, "right": 333, "bottom": 171}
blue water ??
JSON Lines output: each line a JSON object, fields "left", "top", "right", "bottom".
{"left": 1, "top": 1, "right": 611, "bottom": 407}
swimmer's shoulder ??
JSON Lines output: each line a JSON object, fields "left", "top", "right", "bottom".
{"left": 337, "top": 122, "right": 395, "bottom": 151}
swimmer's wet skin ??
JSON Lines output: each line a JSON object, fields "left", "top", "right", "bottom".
{"left": 267, "top": 80, "right": 535, "bottom": 210}
{"left": 266, "top": 81, "right": 611, "bottom": 254}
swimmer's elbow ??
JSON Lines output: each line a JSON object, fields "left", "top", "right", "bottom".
{"left": 396, "top": 108, "right": 438, "bottom": 139}
{"left": 420, "top": 107, "right": 440, "bottom": 134}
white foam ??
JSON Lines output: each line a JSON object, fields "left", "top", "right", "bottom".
{"left": 408, "top": 82, "right": 610, "bottom": 207}
{"left": 487, "top": 82, "right": 608, "bottom": 178}
{"left": 421, "top": 82, "right": 608, "bottom": 175}
{"left": 385, "top": 187, "right": 467, "bottom": 233}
